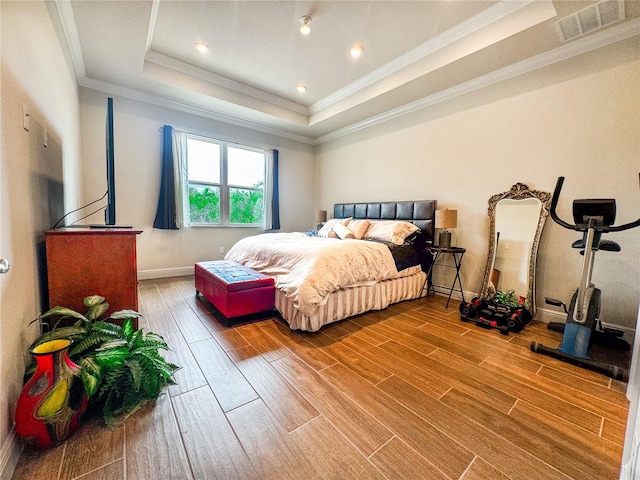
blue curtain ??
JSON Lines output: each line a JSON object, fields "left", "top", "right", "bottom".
{"left": 153, "top": 125, "right": 178, "bottom": 229}
{"left": 271, "top": 149, "right": 280, "bottom": 230}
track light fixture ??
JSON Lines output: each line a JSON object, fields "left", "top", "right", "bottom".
{"left": 300, "top": 16, "right": 311, "bottom": 35}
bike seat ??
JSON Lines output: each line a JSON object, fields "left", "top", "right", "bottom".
{"left": 573, "top": 238, "right": 621, "bottom": 252}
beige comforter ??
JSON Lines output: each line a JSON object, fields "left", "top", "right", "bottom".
{"left": 225, "top": 232, "right": 400, "bottom": 317}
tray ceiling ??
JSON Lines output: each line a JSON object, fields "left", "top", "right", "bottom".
{"left": 53, "top": 1, "right": 640, "bottom": 143}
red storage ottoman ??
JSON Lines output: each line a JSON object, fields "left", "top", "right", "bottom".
{"left": 195, "top": 260, "right": 275, "bottom": 322}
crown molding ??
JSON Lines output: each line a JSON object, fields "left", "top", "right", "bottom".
{"left": 50, "top": 0, "right": 639, "bottom": 147}
{"left": 314, "top": 17, "right": 640, "bottom": 145}
{"left": 51, "top": 0, "right": 314, "bottom": 144}
{"left": 145, "top": 51, "right": 309, "bottom": 116}
{"left": 51, "top": 0, "right": 86, "bottom": 82}
{"left": 309, "top": 0, "right": 555, "bottom": 115}
{"left": 145, "top": 0, "right": 160, "bottom": 53}
{"left": 78, "top": 77, "right": 315, "bottom": 145}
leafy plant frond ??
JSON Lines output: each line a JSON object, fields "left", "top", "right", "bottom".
{"left": 122, "top": 318, "right": 135, "bottom": 343}
{"left": 95, "top": 347, "right": 131, "bottom": 369}
{"left": 134, "top": 337, "right": 169, "bottom": 351}
{"left": 119, "top": 389, "right": 144, "bottom": 417}
{"left": 24, "top": 296, "right": 177, "bottom": 429}
{"left": 30, "top": 325, "right": 88, "bottom": 350}
{"left": 86, "top": 302, "right": 109, "bottom": 321}
{"left": 102, "top": 391, "right": 115, "bottom": 427}
{"left": 39, "top": 306, "right": 89, "bottom": 323}
{"left": 136, "top": 349, "right": 177, "bottom": 371}
{"left": 493, "top": 290, "right": 522, "bottom": 307}
{"left": 83, "top": 295, "right": 106, "bottom": 308}
{"left": 130, "top": 329, "right": 142, "bottom": 347}
{"left": 136, "top": 337, "right": 169, "bottom": 352}
{"left": 103, "top": 390, "right": 149, "bottom": 430}
{"left": 140, "top": 367, "right": 161, "bottom": 398}
{"left": 125, "top": 358, "right": 143, "bottom": 392}
{"left": 129, "top": 346, "right": 170, "bottom": 357}
{"left": 109, "top": 309, "right": 143, "bottom": 320}
{"left": 70, "top": 331, "right": 117, "bottom": 357}
{"left": 143, "top": 331, "right": 169, "bottom": 346}
{"left": 79, "top": 357, "right": 104, "bottom": 398}
{"left": 91, "top": 321, "right": 124, "bottom": 336}
{"left": 99, "top": 367, "right": 128, "bottom": 398}
{"left": 96, "top": 339, "right": 128, "bottom": 351}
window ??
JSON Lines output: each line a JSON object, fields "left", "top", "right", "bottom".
{"left": 186, "top": 135, "right": 266, "bottom": 226}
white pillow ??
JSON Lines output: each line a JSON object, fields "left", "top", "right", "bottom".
{"left": 318, "top": 217, "right": 351, "bottom": 238}
{"left": 317, "top": 219, "right": 338, "bottom": 237}
{"left": 364, "top": 220, "right": 420, "bottom": 245}
{"left": 333, "top": 223, "right": 355, "bottom": 240}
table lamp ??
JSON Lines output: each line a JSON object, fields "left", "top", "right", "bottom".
{"left": 435, "top": 209, "right": 457, "bottom": 248}
{"left": 315, "top": 210, "right": 327, "bottom": 229}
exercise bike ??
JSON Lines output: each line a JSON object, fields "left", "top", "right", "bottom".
{"left": 530, "top": 176, "right": 640, "bottom": 381}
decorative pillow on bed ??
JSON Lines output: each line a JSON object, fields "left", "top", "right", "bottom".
{"left": 364, "top": 220, "right": 420, "bottom": 245}
{"left": 333, "top": 223, "right": 355, "bottom": 240}
{"left": 347, "top": 219, "right": 371, "bottom": 239}
{"left": 318, "top": 217, "right": 351, "bottom": 238}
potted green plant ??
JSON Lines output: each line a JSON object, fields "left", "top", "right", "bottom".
{"left": 492, "top": 289, "right": 522, "bottom": 308}
{"left": 25, "top": 295, "right": 179, "bottom": 429}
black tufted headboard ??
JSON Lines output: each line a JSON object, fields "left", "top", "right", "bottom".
{"left": 333, "top": 200, "right": 437, "bottom": 243}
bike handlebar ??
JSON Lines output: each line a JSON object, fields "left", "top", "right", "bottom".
{"left": 549, "top": 177, "right": 574, "bottom": 230}
{"left": 549, "top": 174, "right": 640, "bottom": 232}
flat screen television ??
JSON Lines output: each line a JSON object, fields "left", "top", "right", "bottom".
{"left": 52, "top": 97, "right": 128, "bottom": 229}
{"left": 105, "top": 97, "right": 116, "bottom": 225}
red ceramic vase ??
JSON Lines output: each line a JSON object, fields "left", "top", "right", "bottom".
{"left": 15, "top": 339, "right": 88, "bottom": 448}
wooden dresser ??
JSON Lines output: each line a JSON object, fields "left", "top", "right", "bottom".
{"left": 45, "top": 228, "right": 142, "bottom": 327}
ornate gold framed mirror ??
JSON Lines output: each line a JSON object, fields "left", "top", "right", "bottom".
{"left": 480, "top": 183, "right": 552, "bottom": 317}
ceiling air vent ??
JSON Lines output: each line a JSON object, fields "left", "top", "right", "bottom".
{"left": 555, "top": 0, "right": 625, "bottom": 42}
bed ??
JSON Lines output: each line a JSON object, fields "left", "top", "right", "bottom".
{"left": 225, "top": 200, "right": 437, "bottom": 331}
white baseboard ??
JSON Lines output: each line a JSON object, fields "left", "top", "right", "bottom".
{"left": 1, "top": 429, "right": 22, "bottom": 480}
{"left": 535, "top": 307, "right": 636, "bottom": 344}
{"left": 137, "top": 266, "right": 194, "bottom": 280}
{"left": 534, "top": 307, "right": 566, "bottom": 324}
{"left": 620, "top": 463, "right": 634, "bottom": 480}
{"left": 449, "top": 299, "right": 636, "bottom": 344}
{"left": 430, "top": 289, "right": 472, "bottom": 306}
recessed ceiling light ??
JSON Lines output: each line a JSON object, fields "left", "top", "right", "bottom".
{"left": 350, "top": 45, "right": 364, "bottom": 58}
{"left": 300, "top": 16, "right": 311, "bottom": 35}
{"left": 296, "top": 84, "right": 308, "bottom": 93}
{"left": 195, "top": 42, "right": 209, "bottom": 53}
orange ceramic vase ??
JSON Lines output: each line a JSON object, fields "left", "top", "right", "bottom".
{"left": 15, "top": 339, "right": 88, "bottom": 448}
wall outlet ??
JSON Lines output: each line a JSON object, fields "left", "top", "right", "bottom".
{"left": 219, "top": 247, "right": 224, "bottom": 254}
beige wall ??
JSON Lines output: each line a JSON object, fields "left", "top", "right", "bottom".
{"left": 79, "top": 89, "right": 315, "bottom": 276}
{"left": 1, "top": 3, "right": 638, "bottom": 476}
{"left": 315, "top": 38, "right": 640, "bottom": 330}
{"left": 0, "top": 1, "right": 83, "bottom": 476}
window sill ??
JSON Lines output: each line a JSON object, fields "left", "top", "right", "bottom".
{"left": 190, "top": 224, "right": 265, "bottom": 229}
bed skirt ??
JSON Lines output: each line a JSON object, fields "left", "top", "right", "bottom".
{"left": 275, "top": 271, "right": 427, "bottom": 332}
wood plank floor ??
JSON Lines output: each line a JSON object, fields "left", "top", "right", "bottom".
{"left": 12, "top": 276, "right": 630, "bottom": 480}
